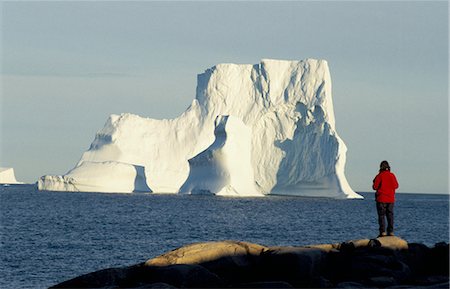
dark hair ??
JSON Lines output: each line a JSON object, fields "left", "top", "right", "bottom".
{"left": 379, "top": 160, "right": 390, "bottom": 172}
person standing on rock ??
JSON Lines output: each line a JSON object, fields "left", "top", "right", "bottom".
{"left": 372, "top": 160, "right": 399, "bottom": 237}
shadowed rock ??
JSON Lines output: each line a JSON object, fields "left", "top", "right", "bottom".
{"left": 258, "top": 246, "right": 327, "bottom": 287}
{"left": 49, "top": 265, "right": 143, "bottom": 288}
{"left": 237, "top": 281, "right": 294, "bottom": 288}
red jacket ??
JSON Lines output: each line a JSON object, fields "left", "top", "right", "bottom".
{"left": 372, "top": 170, "right": 399, "bottom": 203}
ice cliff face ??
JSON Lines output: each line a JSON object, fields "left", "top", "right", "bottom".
{"left": 38, "top": 59, "right": 362, "bottom": 199}
{"left": 180, "top": 115, "right": 262, "bottom": 197}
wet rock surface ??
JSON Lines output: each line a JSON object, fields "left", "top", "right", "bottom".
{"left": 50, "top": 237, "right": 449, "bottom": 288}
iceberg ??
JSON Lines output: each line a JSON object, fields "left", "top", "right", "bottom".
{"left": 39, "top": 161, "right": 151, "bottom": 193}
{"left": 0, "top": 167, "right": 22, "bottom": 184}
{"left": 38, "top": 59, "right": 362, "bottom": 199}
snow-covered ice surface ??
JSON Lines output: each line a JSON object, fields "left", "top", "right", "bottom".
{"left": 0, "top": 167, "right": 22, "bottom": 184}
{"left": 38, "top": 59, "right": 362, "bottom": 199}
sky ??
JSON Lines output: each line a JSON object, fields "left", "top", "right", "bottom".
{"left": 1, "top": 1, "right": 448, "bottom": 194}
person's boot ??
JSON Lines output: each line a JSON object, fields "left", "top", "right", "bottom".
{"left": 388, "top": 232, "right": 395, "bottom": 236}
{"left": 378, "top": 232, "right": 387, "bottom": 238}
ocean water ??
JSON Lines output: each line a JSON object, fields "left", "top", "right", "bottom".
{"left": 0, "top": 185, "right": 448, "bottom": 289}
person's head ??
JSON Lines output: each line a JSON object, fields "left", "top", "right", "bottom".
{"left": 379, "top": 160, "right": 390, "bottom": 172}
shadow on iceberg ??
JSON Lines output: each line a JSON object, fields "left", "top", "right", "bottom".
{"left": 272, "top": 104, "right": 361, "bottom": 199}
{"left": 133, "top": 165, "right": 152, "bottom": 193}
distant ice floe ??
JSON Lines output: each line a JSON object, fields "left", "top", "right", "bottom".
{"left": 38, "top": 59, "right": 363, "bottom": 199}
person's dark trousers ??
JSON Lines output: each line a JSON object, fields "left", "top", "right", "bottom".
{"left": 376, "top": 202, "right": 395, "bottom": 234}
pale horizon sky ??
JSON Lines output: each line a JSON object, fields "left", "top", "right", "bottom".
{"left": 1, "top": 1, "right": 448, "bottom": 194}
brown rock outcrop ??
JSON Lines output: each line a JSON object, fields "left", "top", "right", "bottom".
{"left": 50, "top": 237, "right": 449, "bottom": 289}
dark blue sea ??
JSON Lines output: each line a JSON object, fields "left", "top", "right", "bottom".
{"left": 1, "top": 184, "right": 449, "bottom": 289}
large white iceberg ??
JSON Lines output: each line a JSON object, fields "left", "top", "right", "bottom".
{"left": 38, "top": 59, "right": 362, "bottom": 199}
{"left": 0, "top": 167, "right": 22, "bottom": 184}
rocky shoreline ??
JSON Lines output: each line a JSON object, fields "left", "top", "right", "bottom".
{"left": 51, "top": 237, "right": 449, "bottom": 288}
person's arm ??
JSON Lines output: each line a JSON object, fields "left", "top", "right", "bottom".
{"left": 372, "top": 174, "right": 380, "bottom": 191}
{"left": 393, "top": 174, "right": 399, "bottom": 189}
